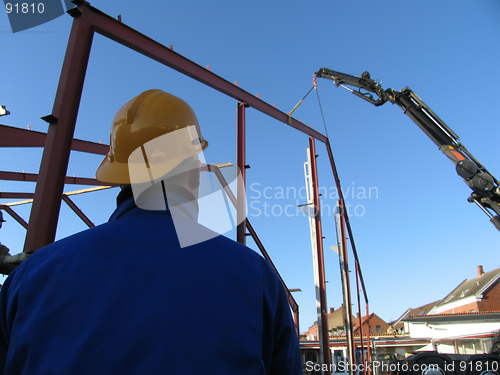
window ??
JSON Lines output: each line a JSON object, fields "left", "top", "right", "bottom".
{"left": 376, "top": 325, "right": 381, "bottom": 332}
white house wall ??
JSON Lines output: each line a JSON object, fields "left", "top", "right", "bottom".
{"left": 408, "top": 321, "right": 500, "bottom": 340}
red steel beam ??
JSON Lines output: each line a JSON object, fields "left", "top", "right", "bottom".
{"left": 0, "top": 205, "right": 28, "bottom": 229}
{"left": 308, "top": 137, "right": 331, "bottom": 371}
{"left": 245, "top": 220, "right": 299, "bottom": 327}
{"left": 340, "top": 206, "right": 356, "bottom": 372}
{"left": 210, "top": 165, "right": 298, "bottom": 308}
{"left": 365, "top": 301, "right": 372, "bottom": 375}
{"left": 327, "top": 137, "right": 369, "bottom": 373}
{"left": 24, "top": 0, "right": 326, "bottom": 251}
{"left": 0, "top": 171, "right": 116, "bottom": 187}
{"left": 62, "top": 195, "right": 95, "bottom": 228}
{"left": 79, "top": 2, "right": 327, "bottom": 144}
{"left": 24, "top": 8, "right": 95, "bottom": 251}
{"left": 208, "top": 164, "right": 299, "bottom": 333}
{"left": 236, "top": 102, "right": 247, "bottom": 245}
{"left": 355, "top": 260, "right": 366, "bottom": 375}
{"left": 325, "top": 139, "right": 369, "bottom": 301}
{"left": 0, "top": 193, "right": 35, "bottom": 199}
{"left": 0, "top": 125, "right": 47, "bottom": 148}
{"left": 0, "top": 124, "right": 109, "bottom": 155}
{"left": 293, "top": 308, "right": 300, "bottom": 340}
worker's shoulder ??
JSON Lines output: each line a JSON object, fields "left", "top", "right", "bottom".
{"left": 205, "top": 232, "right": 264, "bottom": 261}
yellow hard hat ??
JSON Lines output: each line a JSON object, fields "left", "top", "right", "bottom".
{"left": 96, "top": 89, "right": 208, "bottom": 184}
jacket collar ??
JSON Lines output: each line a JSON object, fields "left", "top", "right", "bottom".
{"left": 109, "top": 183, "right": 198, "bottom": 223}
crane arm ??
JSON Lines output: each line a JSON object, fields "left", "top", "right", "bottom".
{"left": 315, "top": 68, "right": 500, "bottom": 231}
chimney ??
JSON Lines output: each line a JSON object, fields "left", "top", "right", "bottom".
{"left": 477, "top": 265, "right": 484, "bottom": 277}
{"left": 330, "top": 307, "right": 335, "bottom": 314}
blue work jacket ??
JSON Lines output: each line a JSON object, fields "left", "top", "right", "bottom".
{"left": 0, "top": 193, "right": 303, "bottom": 374}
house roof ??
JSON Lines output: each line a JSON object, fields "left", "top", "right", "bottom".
{"left": 435, "top": 267, "right": 500, "bottom": 308}
{"left": 391, "top": 300, "right": 441, "bottom": 331}
{"left": 327, "top": 306, "right": 355, "bottom": 330}
{"left": 405, "top": 311, "right": 500, "bottom": 323}
{"left": 307, "top": 305, "right": 356, "bottom": 332}
{"left": 352, "top": 313, "right": 373, "bottom": 332}
{"left": 352, "top": 312, "right": 388, "bottom": 332}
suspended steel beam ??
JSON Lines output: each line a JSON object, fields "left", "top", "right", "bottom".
{"left": 325, "top": 139, "right": 369, "bottom": 301}
{"left": 326, "top": 138, "right": 370, "bottom": 374}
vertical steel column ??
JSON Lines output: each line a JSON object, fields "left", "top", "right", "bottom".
{"left": 365, "top": 302, "right": 372, "bottom": 375}
{"left": 340, "top": 204, "right": 356, "bottom": 373}
{"left": 294, "top": 307, "right": 300, "bottom": 340}
{"left": 336, "top": 206, "right": 354, "bottom": 375}
{"left": 237, "top": 102, "right": 247, "bottom": 245}
{"left": 308, "top": 137, "right": 331, "bottom": 373}
{"left": 24, "top": 9, "right": 95, "bottom": 250}
{"left": 355, "top": 260, "right": 366, "bottom": 375}
{"left": 326, "top": 138, "right": 363, "bottom": 373}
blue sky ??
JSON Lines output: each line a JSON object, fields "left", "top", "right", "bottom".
{"left": 1, "top": 1, "right": 499, "bottom": 333}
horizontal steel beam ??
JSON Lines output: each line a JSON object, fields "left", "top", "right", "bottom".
{"left": 81, "top": 3, "right": 327, "bottom": 143}
{"left": 0, "top": 124, "right": 109, "bottom": 155}
{"left": 0, "top": 170, "right": 116, "bottom": 187}
{"left": 1, "top": 186, "right": 114, "bottom": 208}
{"left": 0, "top": 192, "right": 35, "bottom": 199}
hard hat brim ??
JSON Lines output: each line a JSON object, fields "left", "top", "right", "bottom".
{"left": 96, "top": 156, "right": 131, "bottom": 185}
{"left": 96, "top": 139, "right": 208, "bottom": 185}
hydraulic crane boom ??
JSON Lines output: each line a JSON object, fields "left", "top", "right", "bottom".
{"left": 315, "top": 68, "right": 500, "bottom": 231}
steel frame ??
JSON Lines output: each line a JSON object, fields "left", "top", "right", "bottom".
{"left": 326, "top": 139, "right": 371, "bottom": 373}
{"left": 308, "top": 137, "right": 332, "bottom": 371}
{"left": 0, "top": 186, "right": 112, "bottom": 231}
{"left": 1, "top": 1, "right": 372, "bottom": 358}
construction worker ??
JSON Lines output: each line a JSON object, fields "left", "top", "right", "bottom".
{"left": 0, "top": 90, "right": 302, "bottom": 374}
{"left": 0, "top": 211, "right": 32, "bottom": 275}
